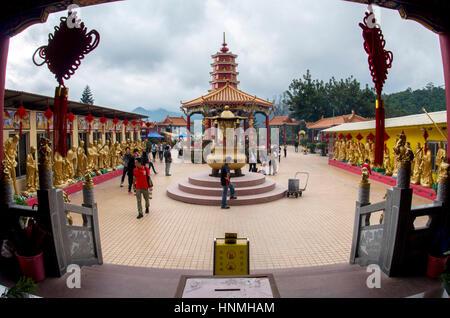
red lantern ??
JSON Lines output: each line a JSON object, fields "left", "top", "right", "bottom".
{"left": 44, "top": 107, "right": 53, "bottom": 136}
{"left": 86, "top": 113, "right": 94, "bottom": 135}
{"left": 366, "top": 132, "right": 375, "bottom": 141}
{"left": 67, "top": 111, "right": 75, "bottom": 135}
{"left": 123, "top": 119, "right": 129, "bottom": 133}
{"left": 15, "top": 105, "right": 27, "bottom": 136}
{"left": 145, "top": 122, "right": 151, "bottom": 128}
{"left": 338, "top": 133, "right": 344, "bottom": 140}
{"left": 100, "top": 115, "right": 107, "bottom": 134}
{"left": 132, "top": 120, "right": 137, "bottom": 134}
{"left": 423, "top": 129, "right": 429, "bottom": 153}
{"left": 346, "top": 133, "right": 352, "bottom": 141}
{"left": 113, "top": 117, "right": 119, "bottom": 133}
{"left": 356, "top": 133, "right": 363, "bottom": 141}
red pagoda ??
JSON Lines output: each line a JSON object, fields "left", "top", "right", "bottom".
{"left": 209, "top": 32, "right": 240, "bottom": 92}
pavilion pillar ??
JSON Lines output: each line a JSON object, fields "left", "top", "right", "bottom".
{"left": 440, "top": 33, "right": 450, "bottom": 164}
{"left": 311, "top": 129, "right": 315, "bottom": 142}
{"left": 243, "top": 119, "right": 247, "bottom": 132}
{"left": 0, "top": 35, "right": 9, "bottom": 177}
{"left": 266, "top": 115, "right": 270, "bottom": 152}
{"left": 187, "top": 114, "right": 191, "bottom": 150}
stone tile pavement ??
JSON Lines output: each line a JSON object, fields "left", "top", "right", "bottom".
{"left": 68, "top": 147, "right": 430, "bottom": 271}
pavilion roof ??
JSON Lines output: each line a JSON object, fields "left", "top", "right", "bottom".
{"left": 306, "top": 111, "right": 368, "bottom": 129}
{"left": 1, "top": 0, "right": 122, "bottom": 37}
{"left": 269, "top": 115, "right": 300, "bottom": 126}
{"left": 156, "top": 116, "right": 187, "bottom": 127}
{"left": 322, "top": 110, "right": 447, "bottom": 132}
{"left": 4, "top": 89, "right": 146, "bottom": 121}
{"left": 343, "top": 0, "right": 450, "bottom": 34}
{"left": 181, "top": 82, "right": 273, "bottom": 108}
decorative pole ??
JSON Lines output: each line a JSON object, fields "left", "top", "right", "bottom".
{"left": 359, "top": 5, "right": 393, "bottom": 167}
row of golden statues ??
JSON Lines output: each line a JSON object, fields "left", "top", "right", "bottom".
{"left": 333, "top": 137, "right": 447, "bottom": 188}
{"left": 2, "top": 135, "right": 147, "bottom": 196}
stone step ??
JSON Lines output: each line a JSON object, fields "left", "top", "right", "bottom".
{"left": 188, "top": 172, "right": 266, "bottom": 188}
{"left": 167, "top": 183, "right": 287, "bottom": 206}
{"left": 178, "top": 178, "right": 276, "bottom": 196}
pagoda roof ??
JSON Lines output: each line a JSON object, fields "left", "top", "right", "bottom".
{"left": 269, "top": 115, "right": 300, "bottom": 126}
{"left": 306, "top": 111, "right": 368, "bottom": 129}
{"left": 181, "top": 82, "right": 273, "bottom": 108}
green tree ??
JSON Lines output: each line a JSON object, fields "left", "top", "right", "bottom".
{"left": 80, "top": 85, "right": 94, "bottom": 105}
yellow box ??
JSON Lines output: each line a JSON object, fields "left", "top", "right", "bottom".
{"left": 214, "top": 237, "right": 249, "bottom": 276}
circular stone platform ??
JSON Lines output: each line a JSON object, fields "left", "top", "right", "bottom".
{"left": 167, "top": 172, "right": 287, "bottom": 206}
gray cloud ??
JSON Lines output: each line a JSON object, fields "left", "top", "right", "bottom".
{"left": 5, "top": 0, "right": 445, "bottom": 114}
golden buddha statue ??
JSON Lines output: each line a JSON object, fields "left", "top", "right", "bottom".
{"left": 76, "top": 140, "right": 88, "bottom": 178}
{"left": 383, "top": 146, "right": 393, "bottom": 176}
{"left": 392, "top": 138, "right": 399, "bottom": 177}
{"left": 101, "top": 140, "right": 110, "bottom": 170}
{"left": 87, "top": 142, "right": 98, "bottom": 171}
{"left": 420, "top": 148, "right": 434, "bottom": 188}
{"left": 348, "top": 141, "right": 357, "bottom": 166}
{"left": 66, "top": 146, "right": 76, "bottom": 181}
{"left": 436, "top": 141, "right": 447, "bottom": 170}
{"left": 3, "top": 135, "right": 20, "bottom": 195}
{"left": 437, "top": 161, "right": 449, "bottom": 184}
{"left": 410, "top": 142, "right": 423, "bottom": 185}
{"left": 69, "top": 145, "right": 77, "bottom": 176}
{"left": 53, "top": 151, "right": 66, "bottom": 188}
{"left": 367, "top": 140, "right": 375, "bottom": 167}
{"left": 338, "top": 140, "right": 346, "bottom": 161}
{"left": 25, "top": 145, "right": 38, "bottom": 194}
{"left": 333, "top": 140, "right": 339, "bottom": 160}
{"left": 393, "top": 134, "right": 414, "bottom": 167}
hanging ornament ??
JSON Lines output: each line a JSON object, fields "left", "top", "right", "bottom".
{"left": 67, "top": 111, "right": 75, "bottom": 135}
{"left": 356, "top": 133, "right": 363, "bottom": 141}
{"left": 44, "top": 106, "right": 53, "bottom": 136}
{"left": 346, "top": 133, "right": 352, "bottom": 141}
{"left": 338, "top": 133, "right": 344, "bottom": 140}
{"left": 86, "top": 113, "right": 94, "bottom": 135}
{"left": 15, "top": 104, "right": 27, "bottom": 136}
{"left": 100, "top": 114, "right": 107, "bottom": 135}
{"left": 132, "top": 120, "right": 137, "bottom": 135}
{"left": 113, "top": 117, "right": 119, "bottom": 133}
{"left": 123, "top": 119, "right": 129, "bottom": 133}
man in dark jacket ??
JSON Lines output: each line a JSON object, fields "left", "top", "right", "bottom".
{"left": 164, "top": 145, "right": 172, "bottom": 176}
{"left": 120, "top": 147, "right": 131, "bottom": 187}
{"left": 220, "top": 157, "right": 237, "bottom": 209}
{"left": 127, "top": 149, "right": 139, "bottom": 194}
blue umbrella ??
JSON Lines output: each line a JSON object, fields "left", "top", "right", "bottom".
{"left": 178, "top": 132, "right": 187, "bottom": 138}
{"left": 147, "top": 131, "right": 165, "bottom": 138}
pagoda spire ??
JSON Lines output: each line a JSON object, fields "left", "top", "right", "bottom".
{"left": 209, "top": 33, "right": 239, "bottom": 91}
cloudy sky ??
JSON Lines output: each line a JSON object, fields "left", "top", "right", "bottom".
{"left": 5, "top": 0, "right": 445, "bottom": 113}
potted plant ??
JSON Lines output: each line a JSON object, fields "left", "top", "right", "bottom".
{"left": 10, "top": 219, "right": 47, "bottom": 282}
{"left": 316, "top": 142, "right": 326, "bottom": 156}
{"left": 1, "top": 276, "right": 37, "bottom": 298}
{"left": 426, "top": 229, "right": 450, "bottom": 278}
{"left": 306, "top": 143, "right": 316, "bottom": 154}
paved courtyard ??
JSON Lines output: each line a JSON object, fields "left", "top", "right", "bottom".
{"left": 68, "top": 147, "right": 430, "bottom": 271}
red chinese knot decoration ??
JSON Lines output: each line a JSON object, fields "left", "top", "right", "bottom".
{"left": 67, "top": 111, "right": 75, "bottom": 135}
{"left": 15, "top": 105, "right": 27, "bottom": 136}
{"left": 86, "top": 113, "right": 94, "bottom": 135}
{"left": 100, "top": 115, "right": 107, "bottom": 134}
{"left": 356, "top": 133, "right": 363, "bottom": 141}
{"left": 32, "top": 12, "right": 100, "bottom": 87}
{"left": 366, "top": 132, "right": 375, "bottom": 141}
{"left": 123, "top": 119, "right": 129, "bottom": 133}
{"left": 346, "top": 133, "right": 352, "bottom": 141}
{"left": 113, "top": 117, "right": 119, "bottom": 133}
{"left": 132, "top": 120, "right": 137, "bottom": 134}
{"left": 338, "top": 133, "right": 344, "bottom": 140}
{"left": 359, "top": 8, "right": 393, "bottom": 99}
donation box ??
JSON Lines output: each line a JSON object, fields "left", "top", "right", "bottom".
{"left": 213, "top": 233, "right": 249, "bottom": 276}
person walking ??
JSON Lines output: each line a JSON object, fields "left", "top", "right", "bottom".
{"left": 142, "top": 151, "right": 157, "bottom": 174}
{"left": 133, "top": 157, "right": 152, "bottom": 219}
{"left": 120, "top": 147, "right": 132, "bottom": 187}
{"left": 220, "top": 157, "right": 237, "bottom": 209}
{"left": 127, "top": 149, "right": 139, "bottom": 194}
{"left": 159, "top": 143, "right": 164, "bottom": 162}
{"left": 294, "top": 140, "right": 299, "bottom": 153}
{"left": 248, "top": 149, "right": 257, "bottom": 172}
{"left": 164, "top": 145, "right": 172, "bottom": 176}
{"left": 284, "top": 144, "right": 287, "bottom": 158}
{"left": 151, "top": 143, "right": 157, "bottom": 162}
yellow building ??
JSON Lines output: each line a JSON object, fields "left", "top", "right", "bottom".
{"left": 3, "top": 89, "right": 147, "bottom": 193}
{"left": 322, "top": 110, "right": 447, "bottom": 179}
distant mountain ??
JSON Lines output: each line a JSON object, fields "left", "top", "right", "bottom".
{"left": 132, "top": 107, "right": 183, "bottom": 122}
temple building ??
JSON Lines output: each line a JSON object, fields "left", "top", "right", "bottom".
{"left": 268, "top": 115, "right": 300, "bottom": 145}
{"left": 154, "top": 115, "right": 189, "bottom": 136}
{"left": 209, "top": 33, "right": 239, "bottom": 92}
{"left": 3, "top": 88, "right": 147, "bottom": 193}
{"left": 323, "top": 110, "right": 447, "bottom": 185}
{"left": 307, "top": 110, "right": 369, "bottom": 142}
